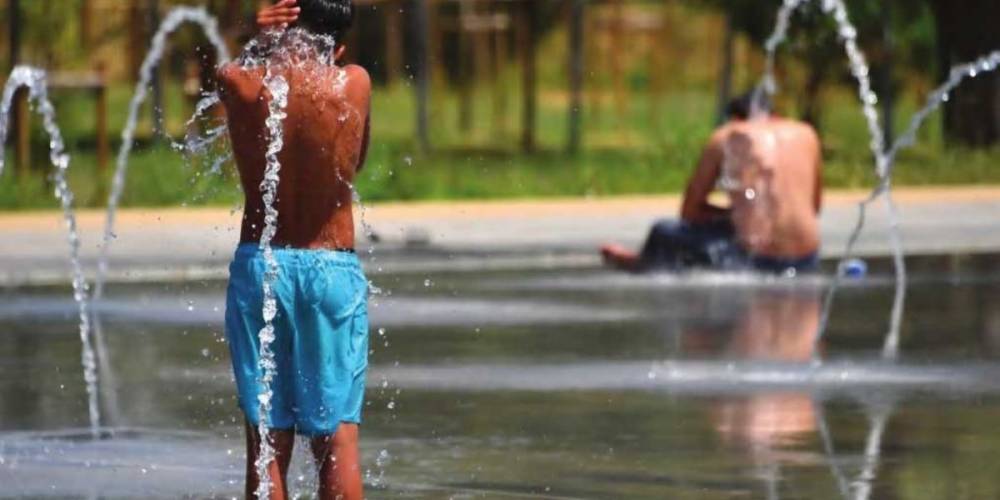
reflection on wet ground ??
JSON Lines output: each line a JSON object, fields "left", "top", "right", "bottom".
{"left": 3, "top": 254, "right": 1000, "bottom": 498}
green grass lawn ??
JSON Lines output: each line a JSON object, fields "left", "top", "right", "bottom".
{"left": 1, "top": 77, "right": 998, "bottom": 211}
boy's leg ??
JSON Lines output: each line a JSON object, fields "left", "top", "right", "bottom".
{"left": 244, "top": 421, "right": 296, "bottom": 500}
{"left": 310, "top": 423, "right": 363, "bottom": 500}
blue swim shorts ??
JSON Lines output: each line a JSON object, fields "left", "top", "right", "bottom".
{"left": 224, "top": 243, "right": 369, "bottom": 436}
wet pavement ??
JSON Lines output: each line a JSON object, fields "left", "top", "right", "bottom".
{"left": 4, "top": 187, "right": 1000, "bottom": 286}
{"left": 3, "top": 254, "right": 1000, "bottom": 498}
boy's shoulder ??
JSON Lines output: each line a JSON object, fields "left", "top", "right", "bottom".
{"left": 217, "top": 62, "right": 265, "bottom": 102}
{"left": 342, "top": 64, "right": 370, "bottom": 83}
{"left": 341, "top": 64, "right": 371, "bottom": 95}
{"left": 337, "top": 64, "right": 371, "bottom": 110}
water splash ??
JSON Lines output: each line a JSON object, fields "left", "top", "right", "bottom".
{"left": 766, "top": 0, "right": 897, "bottom": 360}
{"left": 758, "top": 1, "right": 1000, "bottom": 361}
{"left": 816, "top": 400, "right": 894, "bottom": 500}
{"left": 756, "top": 0, "right": 807, "bottom": 114}
{"left": 812, "top": 18, "right": 1000, "bottom": 359}
{"left": 170, "top": 91, "right": 225, "bottom": 157}
{"left": 753, "top": 0, "right": 909, "bottom": 360}
{"left": 171, "top": 91, "right": 232, "bottom": 203}
{"left": 0, "top": 67, "right": 100, "bottom": 437}
{"left": 757, "top": 0, "right": 884, "bottom": 158}
{"left": 252, "top": 62, "right": 289, "bottom": 500}
{"left": 884, "top": 51, "right": 1000, "bottom": 173}
{"left": 831, "top": 50, "right": 1000, "bottom": 360}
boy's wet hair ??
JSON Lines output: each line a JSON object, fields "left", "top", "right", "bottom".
{"left": 296, "top": 0, "right": 354, "bottom": 42}
{"left": 726, "top": 90, "right": 771, "bottom": 120}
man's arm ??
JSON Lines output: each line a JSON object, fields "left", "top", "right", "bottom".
{"left": 811, "top": 128, "right": 823, "bottom": 214}
{"left": 680, "top": 132, "right": 729, "bottom": 223}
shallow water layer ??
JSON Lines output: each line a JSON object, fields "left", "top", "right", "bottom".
{"left": 3, "top": 255, "right": 1000, "bottom": 499}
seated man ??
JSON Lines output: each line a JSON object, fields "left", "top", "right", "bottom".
{"left": 601, "top": 94, "right": 823, "bottom": 274}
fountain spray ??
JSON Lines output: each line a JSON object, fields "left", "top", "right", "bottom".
{"left": 753, "top": 0, "right": 906, "bottom": 360}
{"left": 86, "top": 6, "right": 232, "bottom": 430}
{"left": 756, "top": 0, "right": 1000, "bottom": 361}
{"left": 0, "top": 67, "right": 101, "bottom": 437}
{"left": 95, "top": 6, "right": 231, "bottom": 303}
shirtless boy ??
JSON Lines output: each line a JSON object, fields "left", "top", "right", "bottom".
{"left": 602, "top": 94, "right": 823, "bottom": 274}
{"left": 219, "top": 1, "right": 370, "bottom": 498}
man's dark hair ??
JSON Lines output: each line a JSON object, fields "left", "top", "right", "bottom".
{"left": 726, "top": 90, "right": 771, "bottom": 121}
{"left": 296, "top": 0, "right": 355, "bottom": 41}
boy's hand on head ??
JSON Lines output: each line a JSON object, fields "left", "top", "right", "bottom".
{"left": 257, "top": 0, "right": 300, "bottom": 30}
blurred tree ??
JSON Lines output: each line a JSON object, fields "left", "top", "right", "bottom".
{"left": 929, "top": 0, "right": 1000, "bottom": 147}
{"left": 696, "top": 0, "right": 934, "bottom": 142}
{"left": 18, "top": 0, "right": 84, "bottom": 69}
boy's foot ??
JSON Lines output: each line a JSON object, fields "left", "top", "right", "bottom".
{"left": 600, "top": 243, "right": 641, "bottom": 272}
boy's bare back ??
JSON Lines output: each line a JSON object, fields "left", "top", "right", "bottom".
{"left": 218, "top": 61, "right": 370, "bottom": 250}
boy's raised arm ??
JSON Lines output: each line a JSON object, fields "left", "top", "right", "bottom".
{"left": 257, "top": 0, "right": 301, "bottom": 29}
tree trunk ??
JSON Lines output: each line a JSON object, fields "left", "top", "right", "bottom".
{"left": 931, "top": 0, "right": 1000, "bottom": 147}
{"left": 457, "top": 0, "right": 473, "bottom": 133}
{"left": 800, "top": 62, "right": 825, "bottom": 134}
{"left": 9, "top": 0, "right": 29, "bottom": 177}
{"left": 128, "top": 0, "right": 146, "bottom": 83}
{"left": 412, "top": 0, "right": 431, "bottom": 152}
{"left": 384, "top": 3, "right": 404, "bottom": 86}
{"left": 715, "top": 10, "right": 735, "bottom": 125}
{"left": 879, "top": 2, "right": 895, "bottom": 148}
{"left": 148, "top": 0, "right": 164, "bottom": 138}
{"left": 517, "top": 0, "right": 537, "bottom": 152}
{"left": 567, "top": 0, "right": 585, "bottom": 154}
{"left": 80, "top": 0, "right": 93, "bottom": 49}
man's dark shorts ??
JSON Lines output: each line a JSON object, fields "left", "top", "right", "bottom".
{"left": 638, "top": 218, "right": 819, "bottom": 274}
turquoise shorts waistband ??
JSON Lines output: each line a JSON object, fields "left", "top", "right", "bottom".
{"left": 233, "top": 242, "right": 360, "bottom": 266}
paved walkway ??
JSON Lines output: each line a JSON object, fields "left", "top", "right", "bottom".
{"left": 2, "top": 186, "right": 999, "bottom": 285}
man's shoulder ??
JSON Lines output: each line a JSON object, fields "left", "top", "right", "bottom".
{"left": 709, "top": 122, "right": 737, "bottom": 144}
{"left": 776, "top": 117, "right": 819, "bottom": 138}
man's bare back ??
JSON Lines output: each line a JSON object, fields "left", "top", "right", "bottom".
{"left": 218, "top": 60, "right": 370, "bottom": 250}
{"left": 712, "top": 117, "right": 822, "bottom": 258}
